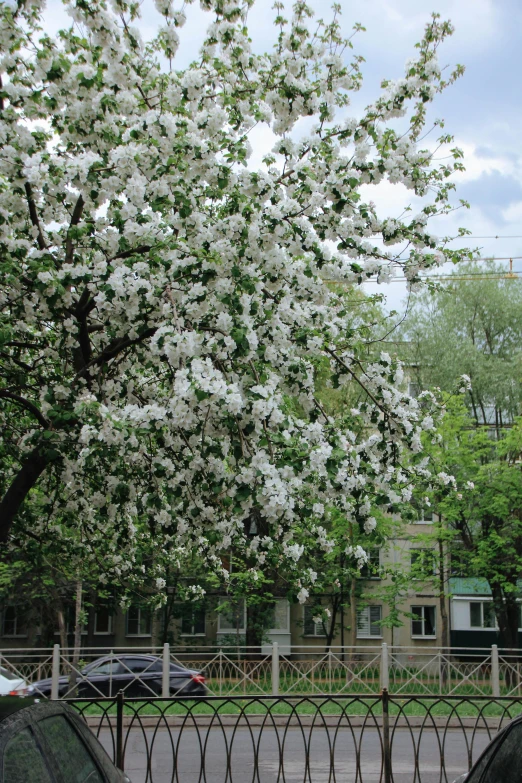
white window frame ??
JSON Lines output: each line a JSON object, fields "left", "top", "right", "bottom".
{"left": 303, "top": 605, "right": 327, "bottom": 638}
{"left": 217, "top": 599, "right": 246, "bottom": 634}
{"left": 180, "top": 607, "right": 206, "bottom": 637}
{"left": 357, "top": 605, "right": 382, "bottom": 639}
{"left": 126, "top": 607, "right": 152, "bottom": 637}
{"left": 469, "top": 600, "right": 496, "bottom": 630}
{"left": 94, "top": 609, "right": 113, "bottom": 635}
{"left": 2, "top": 606, "right": 27, "bottom": 638}
{"left": 411, "top": 605, "right": 436, "bottom": 639}
{"left": 415, "top": 508, "right": 434, "bottom": 524}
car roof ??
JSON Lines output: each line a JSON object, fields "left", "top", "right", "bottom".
{"left": 0, "top": 697, "right": 41, "bottom": 723}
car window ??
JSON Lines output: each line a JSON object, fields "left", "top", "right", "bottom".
{"left": 0, "top": 666, "right": 20, "bottom": 681}
{"left": 85, "top": 661, "right": 121, "bottom": 676}
{"left": 3, "top": 727, "right": 55, "bottom": 783}
{"left": 38, "top": 715, "right": 105, "bottom": 783}
{"left": 479, "top": 722, "right": 522, "bottom": 783}
{"left": 121, "top": 658, "right": 155, "bottom": 673}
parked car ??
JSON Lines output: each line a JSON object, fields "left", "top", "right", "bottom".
{"left": 0, "top": 697, "right": 132, "bottom": 782}
{"left": 0, "top": 667, "right": 27, "bottom": 697}
{"left": 27, "top": 654, "right": 207, "bottom": 698}
{"left": 453, "top": 713, "right": 522, "bottom": 782}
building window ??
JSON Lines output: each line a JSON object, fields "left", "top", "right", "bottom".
{"left": 2, "top": 607, "right": 27, "bottom": 638}
{"left": 411, "top": 549, "right": 436, "bottom": 579}
{"left": 416, "top": 509, "right": 434, "bottom": 524}
{"left": 357, "top": 605, "right": 382, "bottom": 638}
{"left": 303, "top": 606, "right": 327, "bottom": 637}
{"left": 408, "top": 382, "right": 421, "bottom": 399}
{"left": 360, "top": 549, "right": 381, "bottom": 580}
{"left": 94, "top": 608, "right": 113, "bottom": 635}
{"left": 126, "top": 607, "right": 152, "bottom": 637}
{"left": 181, "top": 607, "right": 206, "bottom": 636}
{"left": 470, "top": 602, "right": 495, "bottom": 629}
{"left": 268, "top": 599, "right": 290, "bottom": 632}
{"left": 411, "top": 606, "right": 436, "bottom": 638}
{"left": 217, "top": 600, "right": 245, "bottom": 634}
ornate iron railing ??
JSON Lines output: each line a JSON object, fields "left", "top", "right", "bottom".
{"left": 66, "top": 691, "right": 522, "bottom": 783}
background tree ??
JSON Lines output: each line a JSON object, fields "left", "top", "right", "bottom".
{"left": 401, "top": 261, "right": 522, "bottom": 431}
{"left": 398, "top": 266, "right": 522, "bottom": 649}
{"left": 416, "top": 398, "right": 522, "bottom": 650}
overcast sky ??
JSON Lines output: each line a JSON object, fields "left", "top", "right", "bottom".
{"left": 38, "top": 0, "right": 522, "bottom": 312}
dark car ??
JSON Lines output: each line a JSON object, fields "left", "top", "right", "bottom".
{"left": 453, "top": 713, "right": 522, "bottom": 782}
{"left": 0, "top": 697, "right": 131, "bottom": 782}
{"left": 27, "top": 654, "right": 207, "bottom": 699}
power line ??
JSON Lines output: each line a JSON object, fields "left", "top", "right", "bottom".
{"left": 391, "top": 255, "right": 522, "bottom": 263}
{"left": 450, "top": 235, "right": 522, "bottom": 240}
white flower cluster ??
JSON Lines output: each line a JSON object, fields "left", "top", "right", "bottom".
{"left": 0, "top": 0, "right": 469, "bottom": 596}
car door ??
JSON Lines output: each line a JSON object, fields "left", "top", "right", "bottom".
{"left": 78, "top": 660, "right": 124, "bottom": 698}
{"left": 464, "top": 720, "right": 522, "bottom": 783}
{"left": 115, "top": 658, "right": 160, "bottom": 697}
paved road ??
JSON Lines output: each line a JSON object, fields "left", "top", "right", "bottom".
{"left": 98, "top": 725, "right": 491, "bottom": 783}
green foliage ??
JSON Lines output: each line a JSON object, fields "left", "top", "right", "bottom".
{"left": 400, "top": 261, "right": 522, "bottom": 427}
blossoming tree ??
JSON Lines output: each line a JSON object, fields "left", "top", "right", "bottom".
{"left": 0, "top": 0, "right": 468, "bottom": 599}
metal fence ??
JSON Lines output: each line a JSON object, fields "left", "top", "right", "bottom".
{"left": 2, "top": 643, "right": 522, "bottom": 697}
{"left": 68, "top": 691, "right": 522, "bottom": 783}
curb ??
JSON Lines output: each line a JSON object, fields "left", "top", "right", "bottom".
{"left": 85, "top": 714, "right": 502, "bottom": 730}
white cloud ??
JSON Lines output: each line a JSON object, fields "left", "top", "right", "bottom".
{"left": 452, "top": 142, "right": 518, "bottom": 184}
{"left": 501, "top": 201, "right": 522, "bottom": 224}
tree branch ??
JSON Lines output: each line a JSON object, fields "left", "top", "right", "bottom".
{"left": 74, "top": 327, "right": 157, "bottom": 381}
{"left": 108, "top": 245, "right": 152, "bottom": 262}
{"left": 65, "top": 195, "right": 85, "bottom": 264}
{"left": 0, "top": 391, "right": 49, "bottom": 428}
{"left": 24, "top": 183, "right": 47, "bottom": 251}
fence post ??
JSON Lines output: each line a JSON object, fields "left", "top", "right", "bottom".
{"left": 382, "top": 688, "right": 392, "bottom": 783}
{"left": 51, "top": 644, "right": 60, "bottom": 700}
{"left": 381, "top": 642, "right": 390, "bottom": 691}
{"left": 219, "top": 649, "right": 223, "bottom": 697}
{"left": 272, "top": 642, "right": 279, "bottom": 696}
{"left": 116, "top": 690, "right": 124, "bottom": 772}
{"left": 491, "top": 644, "right": 500, "bottom": 697}
{"left": 328, "top": 648, "right": 333, "bottom": 694}
{"left": 162, "top": 642, "right": 170, "bottom": 698}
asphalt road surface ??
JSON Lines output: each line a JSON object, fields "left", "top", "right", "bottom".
{"left": 98, "top": 725, "right": 492, "bottom": 783}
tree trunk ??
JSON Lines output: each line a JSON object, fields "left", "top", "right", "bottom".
{"left": 324, "top": 596, "right": 339, "bottom": 652}
{"left": 348, "top": 576, "right": 357, "bottom": 648}
{"left": 491, "top": 584, "right": 519, "bottom": 649}
{"left": 438, "top": 534, "right": 450, "bottom": 689}
{"left": 491, "top": 583, "right": 520, "bottom": 690}
{"left": 0, "top": 446, "right": 49, "bottom": 542}
{"left": 57, "top": 606, "right": 67, "bottom": 652}
{"left": 68, "top": 580, "right": 83, "bottom": 696}
{"left": 245, "top": 600, "right": 273, "bottom": 660}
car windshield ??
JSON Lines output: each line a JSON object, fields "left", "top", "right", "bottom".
{"left": 0, "top": 666, "right": 20, "bottom": 681}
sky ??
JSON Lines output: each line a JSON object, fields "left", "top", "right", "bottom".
{"left": 34, "top": 0, "right": 522, "bottom": 312}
